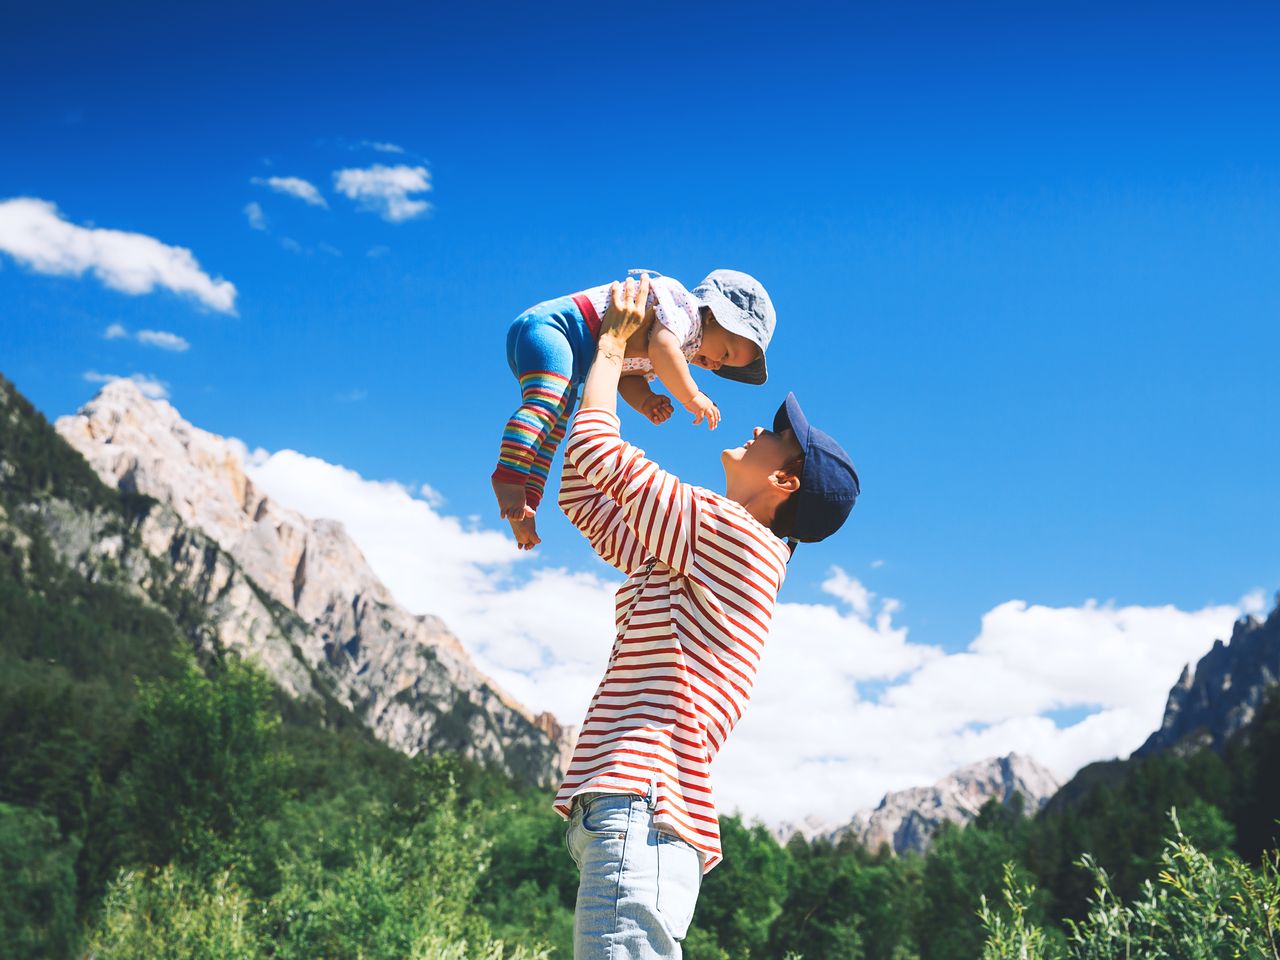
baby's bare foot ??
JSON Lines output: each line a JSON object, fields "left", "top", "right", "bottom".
{"left": 508, "top": 512, "right": 541, "bottom": 551}
{"left": 492, "top": 478, "right": 528, "bottom": 520}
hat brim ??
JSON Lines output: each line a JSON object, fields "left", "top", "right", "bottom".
{"left": 714, "top": 354, "right": 767, "bottom": 385}
{"left": 697, "top": 285, "right": 769, "bottom": 385}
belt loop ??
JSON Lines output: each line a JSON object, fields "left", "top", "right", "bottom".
{"left": 646, "top": 777, "right": 658, "bottom": 811}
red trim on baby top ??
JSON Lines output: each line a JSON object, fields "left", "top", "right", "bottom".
{"left": 571, "top": 293, "right": 601, "bottom": 339}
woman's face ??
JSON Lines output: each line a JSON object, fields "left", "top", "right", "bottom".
{"left": 721, "top": 424, "right": 803, "bottom": 489}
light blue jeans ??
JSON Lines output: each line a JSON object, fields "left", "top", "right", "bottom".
{"left": 564, "top": 790, "right": 704, "bottom": 959}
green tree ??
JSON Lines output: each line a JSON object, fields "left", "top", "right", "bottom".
{"left": 689, "top": 816, "right": 793, "bottom": 959}
{"left": 118, "top": 658, "right": 290, "bottom": 872}
{"left": 0, "top": 802, "right": 80, "bottom": 960}
{"left": 917, "top": 808, "right": 1032, "bottom": 960}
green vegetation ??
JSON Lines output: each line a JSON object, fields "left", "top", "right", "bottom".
{"left": 2, "top": 372, "right": 1278, "bottom": 957}
{"left": 981, "top": 816, "right": 1280, "bottom": 958}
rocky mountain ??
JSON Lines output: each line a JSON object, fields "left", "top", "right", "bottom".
{"left": 776, "top": 753, "right": 1060, "bottom": 855}
{"left": 1134, "top": 600, "right": 1280, "bottom": 758}
{"left": 49, "top": 379, "right": 572, "bottom": 785}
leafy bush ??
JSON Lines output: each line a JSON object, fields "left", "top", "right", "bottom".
{"left": 86, "top": 865, "right": 257, "bottom": 960}
{"left": 981, "top": 811, "right": 1280, "bottom": 959}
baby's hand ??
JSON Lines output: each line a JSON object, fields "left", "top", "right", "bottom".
{"left": 683, "top": 391, "right": 721, "bottom": 430}
{"left": 641, "top": 393, "right": 674, "bottom": 425}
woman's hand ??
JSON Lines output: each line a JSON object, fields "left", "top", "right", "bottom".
{"left": 599, "top": 274, "right": 652, "bottom": 349}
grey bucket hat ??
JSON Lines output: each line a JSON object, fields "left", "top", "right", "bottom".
{"left": 692, "top": 269, "right": 775, "bottom": 385}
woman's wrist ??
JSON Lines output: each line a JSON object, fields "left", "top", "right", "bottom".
{"left": 597, "top": 332, "right": 628, "bottom": 362}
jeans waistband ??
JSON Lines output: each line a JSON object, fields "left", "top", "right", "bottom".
{"left": 571, "top": 781, "right": 656, "bottom": 816}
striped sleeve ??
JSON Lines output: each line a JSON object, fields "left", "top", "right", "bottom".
{"left": 559, "top": 407, "right": 697, "bottom": 577}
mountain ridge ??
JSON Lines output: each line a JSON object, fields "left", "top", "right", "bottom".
{"left": 773, "top": 752, "right": 1060, "bottom": 854}
{"left": 1134, "top": 601, "right": 1280, "bottom": 758}
{"left": 51, "top": 379, "right": 572, "bottom": 784}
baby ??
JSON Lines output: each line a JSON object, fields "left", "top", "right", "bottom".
{"left": 491, "top": 268, "right": 776, "bottom": 549}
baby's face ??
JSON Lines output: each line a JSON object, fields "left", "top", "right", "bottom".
{"left": 692, "top": 314, "right": 760, "bottom": 372}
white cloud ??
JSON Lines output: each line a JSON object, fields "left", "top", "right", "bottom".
{"left": 83, "top": 370, "right": 169, "bottom": 400}
{"left": 0, "top": 198, "right": 237, "bottom": 314}
{"left": 332, "top": 164, "right": 431, "bottom": 222}
{"left": 251, "top": 176, "right": 328, "bottom": 208}
{"left": 822, "top": 566, "right": 876, "bottom": 619}
{"left": 418, "top": 483, "right": 446, "bottom": 508}
{"left": 366, "top": 141, "right": 405, "bottom": 154}
{"left": 1242, "top": 589, "right": 1267, "bottom": 616}
{"left": 334, "top": 388, "right": 367, "bottom": 403}
{"left": 244, "top": 202, "right": 267, "bottom": 231}
{"left": 135, "top": 329, "right": 190, "bottom": 352}
{"left": 101, "top": 324, "right": 190, "bottom": 352}
{"left": 280, "top": 237, "right": 303, "bottom": 253}
{"left": 715, "top": 590, "right": 1244, "bottom": 824}
{"left": 241, "top": 445, "right": 1253, "bottom": 828}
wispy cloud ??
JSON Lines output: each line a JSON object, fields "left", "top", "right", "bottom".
{"left": 251, "top": 176, "right": 328, "bottom": 208}
{"left": 364, "top": 140, "right": 405, "bottom": 154}
{"left": 332, "top": 164, "right": 431, "bottom": 222}
{"left": 334, "top": 388, "right": 367, "bottom": 403}
{"left": 101, "top": 324, "right": 191, "bottom": 352}
{"left": 244, "top": 201, "right": 267, "bottom": 231}
{"left": 418, "top": 482, "right": 445, "bottom": 508}
{"left": 136, "top": 329, "right": 190, "bottom": 352}
{"left": 244, "top": 444, "right": 1256, "bottom": 826}
{"left": 83, "top": 370, "right": 170, "bottom": 400}
{"left": 0, "top": 198, "right": 237, "bottom": 314}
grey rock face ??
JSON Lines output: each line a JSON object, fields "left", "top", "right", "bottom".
{"left": 1134, "top": 599, "right": 1280, "bottom": 758}
{"left": 779, "top": 753, "right": 1061, "bottom": 855}
{"left": 55, "top": 380, "right": 573, "bottom": 785}
{"left": 29, "top": 491, "right": 320, "bottom": 700}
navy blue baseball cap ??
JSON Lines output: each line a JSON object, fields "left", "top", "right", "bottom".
{"left": 773, "top": 392, "right": 860, "bottom": 545}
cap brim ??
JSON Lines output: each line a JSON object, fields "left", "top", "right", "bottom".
{"left": 773, "top": 392, "right": 811, "bottom": 452}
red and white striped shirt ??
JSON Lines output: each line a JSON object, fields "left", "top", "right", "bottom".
{"left": 552, "top": 407, "right": 790, "bottom": 873}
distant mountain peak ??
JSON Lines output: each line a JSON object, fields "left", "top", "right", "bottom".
{"left": 774, "top": 752, "right": 1060, "bottom": 854}
{"left": 1134, "top": 600, "right": 1280, "bottom": 758}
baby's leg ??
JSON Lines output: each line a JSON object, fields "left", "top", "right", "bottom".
{"left": 525, "top": 385, "right": 577, "bottom": 510}
{"left": 493, "top": 315, "right": 576, "bottom": 522}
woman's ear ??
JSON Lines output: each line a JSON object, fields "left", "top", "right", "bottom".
{"left": 769, "top": 467, "right": 802, "bottom": 495}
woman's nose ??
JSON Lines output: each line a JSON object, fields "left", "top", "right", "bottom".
{"left": 752, "top": 427, "right": 765, "bottom": 438}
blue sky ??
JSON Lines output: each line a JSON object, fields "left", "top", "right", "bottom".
{"left": 4, "top": 0, "right": 1279, "bottom": 663}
